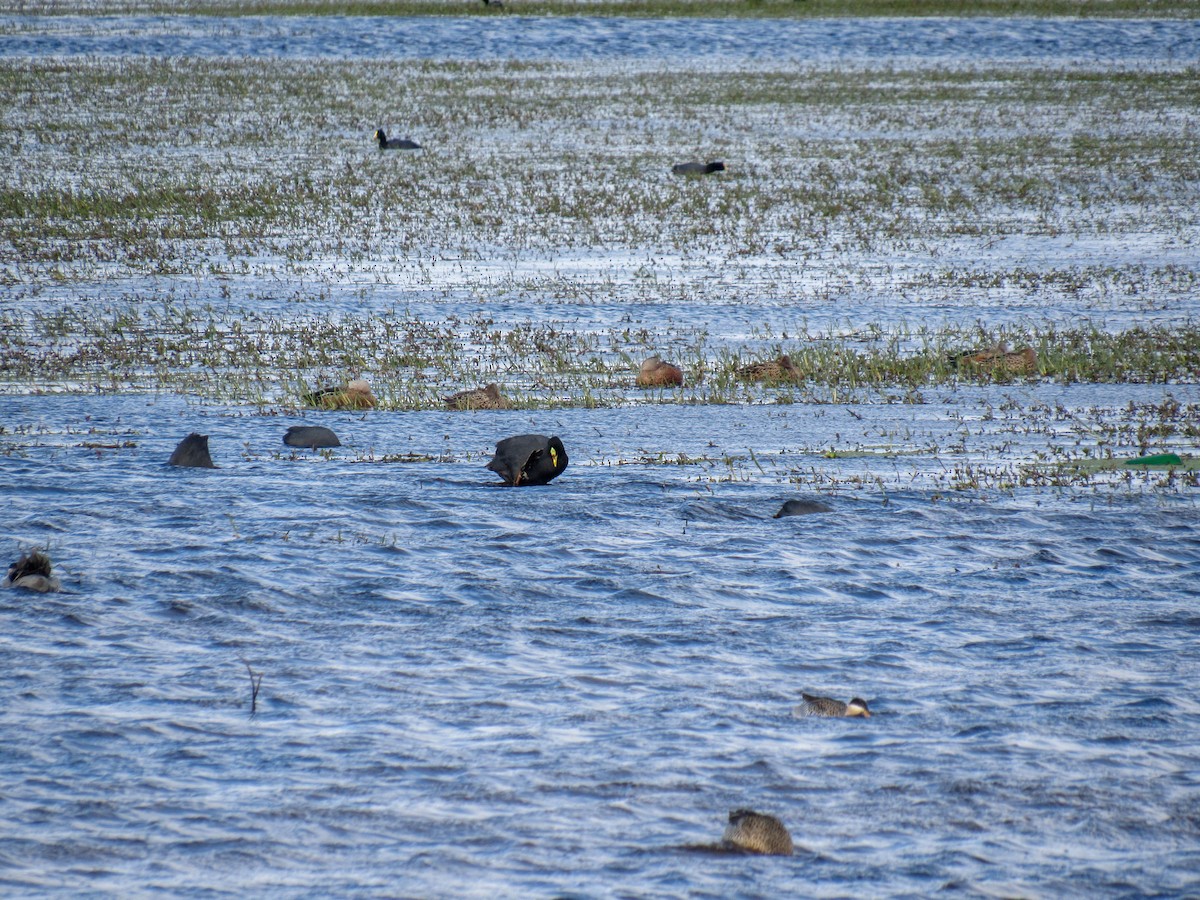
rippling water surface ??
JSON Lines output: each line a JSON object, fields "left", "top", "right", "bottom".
{"left": 3, "top": 13, "right": 1200, "bottom": 898}
{"left": 4, "top": 392, "right": 1199, "bottom": 897}
{"left": 1, "top": 14, "right": 1198, "bottom": 65}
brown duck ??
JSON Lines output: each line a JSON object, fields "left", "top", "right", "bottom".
{"left": 444, "top": 383, "right": 510, "bottom": 411}
{"left": 635, "top": 356, "right": 684, "bottom": 388}
{"left": 736, "top": 354, "right": 799, "bottom": 382}
{"left": 303, "top": 379, "right": 377, "bottom": 410}
{"left": 954, "top": 344, "right": 1038, "bottom": 375}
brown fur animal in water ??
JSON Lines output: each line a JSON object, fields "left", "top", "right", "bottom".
{"left": 444, "top": 383, "right": 510, "bottom": 411}
{"left": 304, "top": 379, "right": 377, "bottom": 410}
{"left": 635, "top": 356, "right": 684, "bottom": 388}
{"left": 736, "top": 354, "right": 799, "bottom": 382}
{"left": 722, "top": 810, "right": 793, "bottom": 856}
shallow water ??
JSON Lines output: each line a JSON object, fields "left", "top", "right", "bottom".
{"left": 2, "top": 15, "right": 1197, "bottom": 65}
{"left": 3, "top": 391, "right": 1200, "bottom": 897}
{"left": 3, "top": 12, "right": 1200, "bottom": 898}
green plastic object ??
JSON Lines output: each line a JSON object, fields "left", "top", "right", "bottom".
{"left": 1123, "top": 453, "right": 1183, "bottom": 466}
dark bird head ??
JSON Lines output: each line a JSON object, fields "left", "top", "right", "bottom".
{"left": 9, "top": 549, "right": 53, "bottom": 582}
{"left": 847, "top": 698, "right": 871, "bottom": 718}
{"left": 375, "top": 129, "right": 388, "bottom": 148}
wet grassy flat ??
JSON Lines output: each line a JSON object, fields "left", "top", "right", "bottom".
{"left": 0, "top": 17, "right": 1197, "bottom": 481}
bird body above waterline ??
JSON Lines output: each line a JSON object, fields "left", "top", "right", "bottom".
{"left": 737, "top": 354, "right": 800, "bottom": 383}
{"left": 303, "top": 379, "right": 377, "bottom": 410}
{"left": 635, "top": 356, "right": 684, "bottom": 388}
{"left": 486, "top": 434, "right": 568, "bottom": 486}
{"left": 954, "top": 344, "right": 1038, "bottom": 376}
{"left": 672, "top": 160, "right": 725, "bottom": 175}
{"left": 169, "top": 432, "right": 216, "bottom": 468}
{"left": 795, "top": 692, "right": 871, "bottom": 718}
{"left": 722, "top": 809, "right": 794, "bottom": 856}
{"left": 444, "top": 383, "right": 510, "bottom": 411}
{"left": 375, "top": 129, "right": 421, "bottom": 150}
{"left": 774, "top": 498, "right": 833, "bottom": 518}
{"left": 5, "top": 549, "right": 61, "bottom": 593}
{"left": 284, "top": 425, "right": 341, "bottom": 449}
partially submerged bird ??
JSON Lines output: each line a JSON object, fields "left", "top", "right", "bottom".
{"left": 953, "top": 344, "right": 1038, "bottom": 376}
{"left": 486, "top": 434, "right": 568, "bottom": 486}
{"left": 444, "top": 383, "right": 510, "bottom": 411}
{"left": 737, "top": 354, "right": 799, "bottom": 382}
{"left": 169, "top": 432, "right": 216, "bottom": 468}
{"left": 672, "top": 160, "right": 726, "bottom": 176}
{"left": 284, "top": 425, "right": 341, "bottom": 449}
{"left": 4, "top": 549, "right": 61, "bottom": 593}
{"left": 375, "top": 129, "right": 421, "bottom": 150}
{"left": 303, "top": 379, "right": 377, "bottom": 410}
{"left": 774, "top": 498, "right": 833, "bottom": 518}
{"left": 795, "top": 692, "right": 871, "bottom": 718}
{"left": 722, "top": 810, "right": 794, "bottom": 856}
{"left": 635, "top": 356, "right": 684, "bottom": 389}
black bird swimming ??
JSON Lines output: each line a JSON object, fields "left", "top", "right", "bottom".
{"left": 169, "top": 433, "right": 216, "bottom": 468}
{"left": 486, "top": 434, "right": 568, "bottom": 486}
{"left": 284, "top": 425, "right": 341, "bottom": 449}
{"left": 672, "top": 160, "right": 725, "bottom": 175}
{"left": 375, "top": 129, "right": 421, "bottom": 150}
{"left": 774, "top": 498, "right": 833, "bottom": 518}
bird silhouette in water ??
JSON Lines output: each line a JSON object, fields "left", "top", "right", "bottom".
{"left": 774, "top": 498, "right": 832, "bottom": 517}
{"left": 284, "top": 425, "right": 341, "bottom": 449}
{"left": 375, "top": 129, "right": 421, "bottom": 150}
{"left": 486, "top": 434, "right": 568, "bottom": 486}
{"left": 169, "top": 433, "right": 216, "bottom": 468}
{"left": 672, "top": 160, "right": 725, "bottom": 175}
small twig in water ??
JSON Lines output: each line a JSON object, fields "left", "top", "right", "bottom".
{"left": 244, "top": 661, "right": 263, "bottom": 715}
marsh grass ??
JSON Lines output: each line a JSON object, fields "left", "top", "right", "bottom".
{"left": 1, "top": 48, "right": 1197, "bottom": 488}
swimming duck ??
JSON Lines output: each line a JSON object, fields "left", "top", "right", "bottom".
{"left": 952, "top": 343, "right": 1038, "bottom": 376}
{"left": 375, "top": 129, "right": 421, "bottom": 150}
{"left": 169, "top": 432, "right": 216, "bottom": 468}
{"left": 795, "top": 693, "right": 871, "bottom": 718}
{"left": 303, "top": 379, "right": 377, "bottom": 410}
{"left": 4, "top": 549, "right": 61, "bottom": 593}
{"left": 773, "top": 498, "right": 832, "bottom": 518}
{"left": 444, "top": 383, "right": 510, "bottom": 411}
{"left": 635, "top": 356, "right": 684, "bottom": 388}
{"left": 672, "top": 160, "right": 726, "bottom": 176}
{"left": 284, "top": 425, "right": 341, "bottom": 449}
{"left": 722, "top": 809, "right": 793, "bottom": 856}
{"left": 486, "top": 434, "right": 568, "bottom": 486}
{"left": 736, "top": 354, "right": 799, "bottom": 383}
